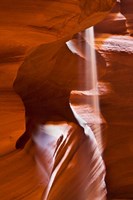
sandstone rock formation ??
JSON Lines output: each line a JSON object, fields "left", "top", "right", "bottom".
{"left": 94, "top": 1, "right": 127, "bottom": 34}
{"left": 94, "top": 1, "right": 133, "bottom": 199}
{"left": 120, "top": 0, "right": 133, "bottom": 35}
{"left": 4, "top": 1, "right": 133, "bottom": 200}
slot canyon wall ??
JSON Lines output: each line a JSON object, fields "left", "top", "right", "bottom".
{"left": 95, "top": 0, "right": 133, "bottom": 199}
{"left": 0, "top": 0, "right": 133, "bottom": 199}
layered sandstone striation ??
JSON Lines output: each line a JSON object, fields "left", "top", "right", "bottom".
{"left": 94, "top": 1, "right": 133, "bottom": 199}
{"left": 2, "top": 0, "right": 133, "bottom": 200}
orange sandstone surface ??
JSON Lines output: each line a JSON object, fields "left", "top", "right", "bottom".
{"left": 2, "top": 1, "right": 133, "bottom": 200}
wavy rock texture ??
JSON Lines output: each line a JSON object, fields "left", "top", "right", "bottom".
{"left": 2, "top": 1, "right": 130, "bottom": 200}
{"left": 0, "top": 0, "right": 115, "bottom": 57}
{"left": 94, "top": 1, "right": 133, "bottom": 199}
{"left": 34, "top": 122, "right": 107, "bottom": 200}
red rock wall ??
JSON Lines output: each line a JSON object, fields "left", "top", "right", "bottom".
{"left": 2, "top": 1, "right": 133, "bottom": 200}
{"left": 95, "top": 1, "right": 133, "bottom": 199}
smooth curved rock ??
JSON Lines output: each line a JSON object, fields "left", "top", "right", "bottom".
{"left": 0, "top": 0, "right": 115, "bottom": 45}
{"left": 95, "top": 2, "right": 127, "bottom": 34}
{"left": 95, "top": 22, "right": 133, "bottom": 200}
{"left": 13, "top": 38, "right": 106, "bottom": 97}
{"left": 37, "top": 122, "right": 106, "bottom": 200}
{"left": 0, "top": 1, "right": 117, "bottom": 200}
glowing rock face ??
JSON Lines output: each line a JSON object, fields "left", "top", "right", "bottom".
{"left": 0, "top": 1, "right": 116, "bottom": 200}
{"left": 36, "top": 122, "right": 107, "bottom": 200}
